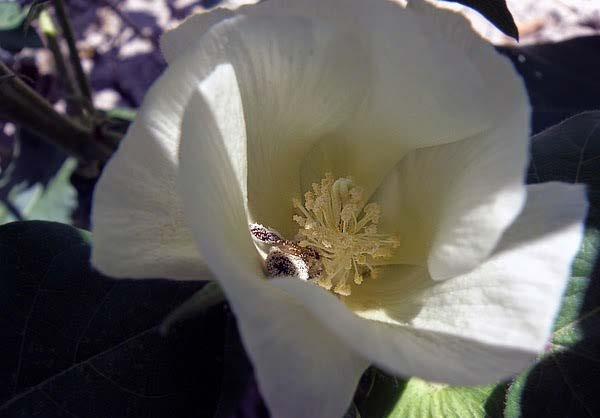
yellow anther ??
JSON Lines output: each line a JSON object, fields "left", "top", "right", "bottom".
{"left": 340, "top": 205, "right": 356, "bottom": 223}
{"left": 293, "top": 215, "right": 306, "bottom": 226}
{"left": 292, "top": 174, "right": 399, "bottom": 295}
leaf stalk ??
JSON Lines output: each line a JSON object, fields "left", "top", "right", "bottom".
{"left": 0, "top": 61, "right": 113, "bottom": 162}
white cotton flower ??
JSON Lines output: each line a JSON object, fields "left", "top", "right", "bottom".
{"left": 91, "top": 0, "right": 588, "bottom": 417}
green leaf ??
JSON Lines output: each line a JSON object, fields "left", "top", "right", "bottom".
{"left": 106, "top": 107, "right": 137, "bottom": 122}
{"left": 502, "top": 110, "right": 600, "bottom": 417}
{"left": 0, "top": 3, "right": 42, "bottom": 52}
{"left": 97, "top": 107, "right": 137, "bottom": 136}
{"left": 24, "top": 1, "right": 50, "bottom": 35}
{"left": 0, "top": 126, "right": 75, "bottom": 224}
{"left": 0, "top": 2, "right": 26, "bottom": 31}
{"left": 0, "top": 221, "right": 224, "bottom": 417}
{"left": 25, "top": 157, "right": 76, "bottom": 222}
{"left": 527, "top": 111, "right": 600, "bottom": 228}
{"left": 0, "top": 157, "right": 76, "bottom": 224}
{"left": 356, "top": 370, "right": 506, "bottom": 418}
{"left": 439, "top": 0, "right": 518, "bottom": 39}
{"left": 504, "top": 228, "right": 600, "bottom": 418}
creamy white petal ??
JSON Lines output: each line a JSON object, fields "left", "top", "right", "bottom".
{"left": 232, "top": 276, "right": 368, "bottom": 418}
{"left": 178, "top": 89, "right": 368, "bottom": 418}
{"left": 170, "top": 11, "right": 370, "bottom": 238}
{"left": 274, "top": 277, "right": 533, "bottom": 385}
{"left": 91, "top": 58, "right": 207, "bottom": 280}
{"left": 273, "top": 182, "right": 587, "bottom": 385}
{"left": 405, "top": 0, "right": 531, "bottom": 279}
{"left": 298, "top": 0, "right": 507, "bottom": 196}
{"left": 161, "top": 1, "right": 256, "bottom": 63}
{"left": 299, "top": 0, "right": 531, "bottom": 279}
{"left": 215, "top": 16, "right": 369, "bottom": 237}
{"left": 405, "top": 182, "right": 586, "bottom": 347}
{"left": 93, "top": 12, "right": 367, "bottom": 276}
{"left": 160, "top": 0, "right": 348, "bottom": 64}
{"left": 376, "top": 104, "right": 530, "bottom": 278}
{"left": 163, "top": 0, "right": 526, "bottom": 203}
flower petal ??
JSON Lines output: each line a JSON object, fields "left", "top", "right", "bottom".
{"left": 406, "top": 182, "right": 587, "bottom": 349}
{"left": 273, "top": 182, "right": 587, "bottom": 385}
{"left": 161, "top": 1, "right": 250, "bottom": 63}
{"left": 178, "top": 88, "right": 368, "bottom": 418}
{"left": 164, "top": 0, "right": 525, "bottom": 204}
{"left": 94, "top": 11, "right": 368, "bottom": 275}
{"left": 91, "top": 54, "right": 208, "bottom": 280}
{"left": 170, "top": 10, "right": 370, "bottom": 238}
{"left": 376, "top": 102, "right": 530, "bottom": 279}
{"left": 388, "top": 0, "right": 531, "bottom": 279}
{"left": 234, "top": 278, "right": 368, "bottom": 418}
{"left": 212, "top": 16, "right": 370, "bottom": 237}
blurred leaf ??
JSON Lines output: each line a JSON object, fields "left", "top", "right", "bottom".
{"left": 504, "top": 229, "right": 600, "bottom": 418}
{"left": 26, "top": 157, "right": 76, "bottom": 221}
{"left": 0, "top": 126, "right": 66, "bottom": 187}
{"left": 356, "top": 371, "right": 505, "bottom": 418}
{"left": 0, "top": 158, "right": 76, "bottom": 224}
{"left": 440, "top": 0, "right": 517, "bottom": 39}
{"left": 0, "top": 2, "right": 42, "bottom": 52}
{"left": 0, "top": 23, "right": 43, "bottom": 52}
{"left": 0, "top": 128, "right": 73, "bottom": 224}
{"left": 0, "top": 221, "right": 224, "bottom": 417}
{"left": 98, "top": 107, "right": 137, "bottom": 135}
{"left": 24, "top": 1, "right": 49, "bottom": 34}
{"left": 0, "top": 122, "right": 15, "bottom": 173}
{"left": 0, "top": 2, "right": 26, "bottom": 31}
{"left": 106, "top": 107, "right": 136, "bottom": 122}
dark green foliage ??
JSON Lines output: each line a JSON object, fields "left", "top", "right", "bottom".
{"left": 504, "top": 112, "right": 600, "bottom": 417}
{"left": 0, "top": 2, "right": 42, "bottom": 53}
{"left": 0, "top": 221, "right": 227, "bottom": 417}
{"left": 527, "top": 111, "right": 600, "bottom": 228}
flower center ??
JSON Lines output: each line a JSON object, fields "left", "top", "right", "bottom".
{"left": 292, "top": 173, "right": 399, "bottom": 295}
{"left": 250, "top": 173, "right": 399, "bottom": 296}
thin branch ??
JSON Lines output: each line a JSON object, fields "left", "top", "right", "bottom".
{"left": 2, "top": 198, "right": 25, "bottom": 221}
{"left": 52, "top": 0, "right": 93, "bottom": 101}
{"left": 0, "top": 61, "right": 113, "bottom": 162}
{"left": 50, "top": 2, "right": 121, "bottom": 150}
{"left": 40, "top": 10, "right": 80, "bottom": 116}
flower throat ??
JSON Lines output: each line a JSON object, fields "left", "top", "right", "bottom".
{"left": 251, "top": 173, "right": 399, "bottom": 296}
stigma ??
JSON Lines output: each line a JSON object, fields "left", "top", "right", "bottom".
{"left": 292, "top": 173, "right": 400, "bottom": 296}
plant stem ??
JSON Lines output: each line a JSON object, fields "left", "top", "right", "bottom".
{"left": 1, "top": 199, "right": 25, "bottom": 221}
{"left": 52, "top": 0, "right": 93, "bottom": 101}
{"left": 42, "top": 9, "right": 120, "bottom": 151}
{"left": 40, "top": 10, "right": 80, "bottom": 115}
{"left": 0, "top": 61, "right": 113, "bottom": 162}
